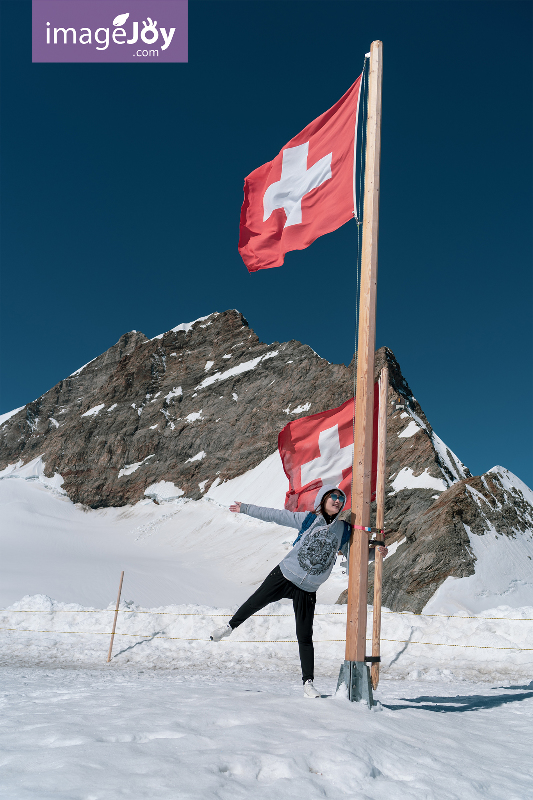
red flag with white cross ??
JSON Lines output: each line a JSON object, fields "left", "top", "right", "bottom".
{"left": 278, "top": 385, "right": 379, "bottom": 512}
{"left": 238, "top": 77, "right": 363, "bottom": 272}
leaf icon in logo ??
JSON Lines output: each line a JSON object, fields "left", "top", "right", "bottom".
{"left": 113, "top": 13, "right": 130, "bottom": 27}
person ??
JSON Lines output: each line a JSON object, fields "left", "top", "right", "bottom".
{"left": 210, "top": 484, "right": 388, "bottom": 698}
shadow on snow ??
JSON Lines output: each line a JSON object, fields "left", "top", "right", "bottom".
{"left": 383, "top": 689, "right": 533, "bottom": 713}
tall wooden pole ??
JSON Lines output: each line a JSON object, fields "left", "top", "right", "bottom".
{"left": 107, "top": 571, "right": 124, "bottom": 663}
{"left": 371, "top": 366, "right": 388, "bottom": 689}
{"left": 345, "top": 40, "right": 383, "bottom": 664}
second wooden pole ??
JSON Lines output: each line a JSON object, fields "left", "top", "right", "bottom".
{"left": 371, "top": 366, "right": 388, "bottom": 689}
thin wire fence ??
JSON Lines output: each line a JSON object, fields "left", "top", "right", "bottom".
{"left": 1, "top": 627, "right": 531, "bottom": 652}
{"left": 2, "top": 609, "right": 532, "bottom": 621}
{"left": 2, "top": 599, "right": 532, "bottom": 656}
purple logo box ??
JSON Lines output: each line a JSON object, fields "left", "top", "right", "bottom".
{"left": 32, "top": 0, "right": 187, "bottom": 63}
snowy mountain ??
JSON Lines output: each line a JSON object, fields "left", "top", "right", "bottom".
{"left": 1, "top": 310, "right": 532, "bottom": 613}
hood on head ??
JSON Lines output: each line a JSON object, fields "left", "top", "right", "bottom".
{"left": 314, "top": 484, "right": 346, "bottom": 514}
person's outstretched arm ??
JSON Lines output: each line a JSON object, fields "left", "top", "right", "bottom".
{"left": 230, "top": 501, "right": 307, "bottom": 530}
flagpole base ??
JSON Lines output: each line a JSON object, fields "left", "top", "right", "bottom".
{"left": 336, "top": 660, "right": 374, "bottom": 706}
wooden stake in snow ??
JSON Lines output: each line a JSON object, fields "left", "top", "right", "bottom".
{"left": 107, "top": 571, "right": 124, "bottom": 663}
{"left": 345, "top": 40, "right": 383, "bottom": 665}
{"left": 371, "top": 366, "right": 388, "bottom": 689}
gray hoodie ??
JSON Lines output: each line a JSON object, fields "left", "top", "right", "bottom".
{"left": 241, "top": 484, "right": 353, "bottom": 592}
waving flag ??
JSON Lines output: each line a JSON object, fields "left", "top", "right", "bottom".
{"left": 239, "top": 77, "right": 363, "bottom": 272}
{"left": 278, "top": 385, "right": 379, "bottom": 512}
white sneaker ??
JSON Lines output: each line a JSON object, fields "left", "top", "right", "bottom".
{"left": 210, "top": 623, "right": 232, "bottom": 642}
{"left": 303, "top": 680, "right": 320, "bottom": 699}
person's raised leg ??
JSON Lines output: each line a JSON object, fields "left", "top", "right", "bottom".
{"left": 210, "top": 565, "right": 286, "bottom": 641}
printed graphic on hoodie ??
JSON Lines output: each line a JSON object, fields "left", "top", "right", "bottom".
{"left": 297, "top": 527, "right": 338, "bottom": 576}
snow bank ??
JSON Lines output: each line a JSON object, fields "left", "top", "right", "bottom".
{"left": 1, "top": 596, "right": 532, "bottom": 682}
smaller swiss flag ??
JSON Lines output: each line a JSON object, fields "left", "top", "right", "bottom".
{"left": 278, "top": 385, "right": 379, "bottom": 512}
{"left": 239, "top": 77, "right": 362, "bottom": 272}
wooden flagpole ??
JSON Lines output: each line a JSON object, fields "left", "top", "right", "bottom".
{"left": 344, "top": 40, "right": 383, "bottom": 695}
{"left": 371, "top": 365, "right": 388, "bottom": 689}
{"left": 107, "top": 570, "right": 124, "bottom": 663}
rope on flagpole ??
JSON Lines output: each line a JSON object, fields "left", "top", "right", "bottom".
{"left": 351, "top": 54, "right": 369, "bottom": 510}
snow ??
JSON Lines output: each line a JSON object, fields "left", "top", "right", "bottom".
{"left": 0, "top": 454, "right": 65, "bottom": 491}
{"left": 1, "top": 668, "right": 532, "bottom": 800}
{"left": 196, "top": 351, "right": 279, "bottom": 390}
{"left": 285, "top": 402, "right": 312, "bottom": 414}
{"left": 0, "top": 405, "right": 24, "bottom": 427}
{"left": 222, "top": 353, "right": 232, "bottom": 358}
{"left": 118, "top": 455, "right": 154, "bottom": 478}
{"left": 164, "top": 386, "right": 182, "bottom": 402}
{"left": 232, "top": 392, "right": 238, "bottom": 401}
{"left": 424, "top": 522, "right": 533, "bottom": 615}
{"left": 398, "top": 420, "right": 421, "bottom": 438}
{"left": 151, "top": 313, "right": 217, "bottom": 340}
{"left": 2, "top": 452, "right": 533, "bottom": 797}
{"left": 383, "top": 537, "right": 406, "bottom": 559}
{"left": 186, "top": 450, "right": 206, "bottom": 463}
{"left": 489, "top": 465, "right": 533, "bottom": 506}
{"left": 184, "top": 410, "right": 203, "bottom": 423}
{"left": 292, "top": 402, "right": 311, "bottom": 414}
{"left": 1, "top": 594, "right": 532, "bottom": 682}
{"left": 0, "top": 457, "right": 292, "bottom": 608}
{"left": 204, "top": 360, "right": 214, "bottom": 371}
{"left": 206, "top": 450, "right": 288, "bottom": 509}
{"left": 49, "top": 417, "right": 59, "bottom": 428}
{"left": 68, "top": 357, "right": 96, "bottom": 377}
{"left": 389, "top": 467, "right": 447, "bottom": 494}
{"left": 81, "top": 403, "right": 105, "bottom": 418}
{"left": 144, "top": 481, "right": 185, "bottom": 503}
{"left": 432, "top": 431, "right": 469, "bottom": 483}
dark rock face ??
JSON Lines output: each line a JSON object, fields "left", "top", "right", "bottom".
{"left": 1, "top": 309, "right": 530, "bottom": 612}
{"left": 336, "top": 468, "right": 533, "bottom": 612}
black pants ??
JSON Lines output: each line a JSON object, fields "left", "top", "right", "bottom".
{"left": 229, "top": 565, "right": 316, "bottom": 683}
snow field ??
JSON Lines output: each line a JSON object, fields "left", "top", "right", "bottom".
{"left": 1, "top": 667, "right": 532, "bottom": 800}
{"left": 2, "top": 596, "right": 532, "bottom": 683}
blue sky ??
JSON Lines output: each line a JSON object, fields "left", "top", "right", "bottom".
{"left": 1, "top": 0, "right": 531, "bottom": 485}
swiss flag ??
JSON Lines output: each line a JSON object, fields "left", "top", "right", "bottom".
{"left": 278, "top": 384, "right": 379, "bottom": 512}
{"left": 239, "top": 77, "right": 362, "bottom": 272}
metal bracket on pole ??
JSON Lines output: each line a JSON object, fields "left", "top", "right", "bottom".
{"left": 336, "top": 660, "right": 374, "bottom": 705}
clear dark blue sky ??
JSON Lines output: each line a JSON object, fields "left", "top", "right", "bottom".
{"left": 1, "top": 1, "right": 532, "bottom": 485}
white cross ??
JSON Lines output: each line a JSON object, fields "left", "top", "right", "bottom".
{"left": 300, "top": 424, "right": 353, "bottom": 487}
{"left": 263, "top": 142, "right": 332, "bottom": 228}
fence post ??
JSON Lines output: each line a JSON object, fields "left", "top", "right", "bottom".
{"left": 107, "top": 571, "right": 124, "bottom": 663}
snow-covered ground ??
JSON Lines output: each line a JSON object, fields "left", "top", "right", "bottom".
{"left": 2, "top": 450, "right": 533, "bottom": 798}
{"left": 2, "top": 668, "right": 532, "bottom": 799}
